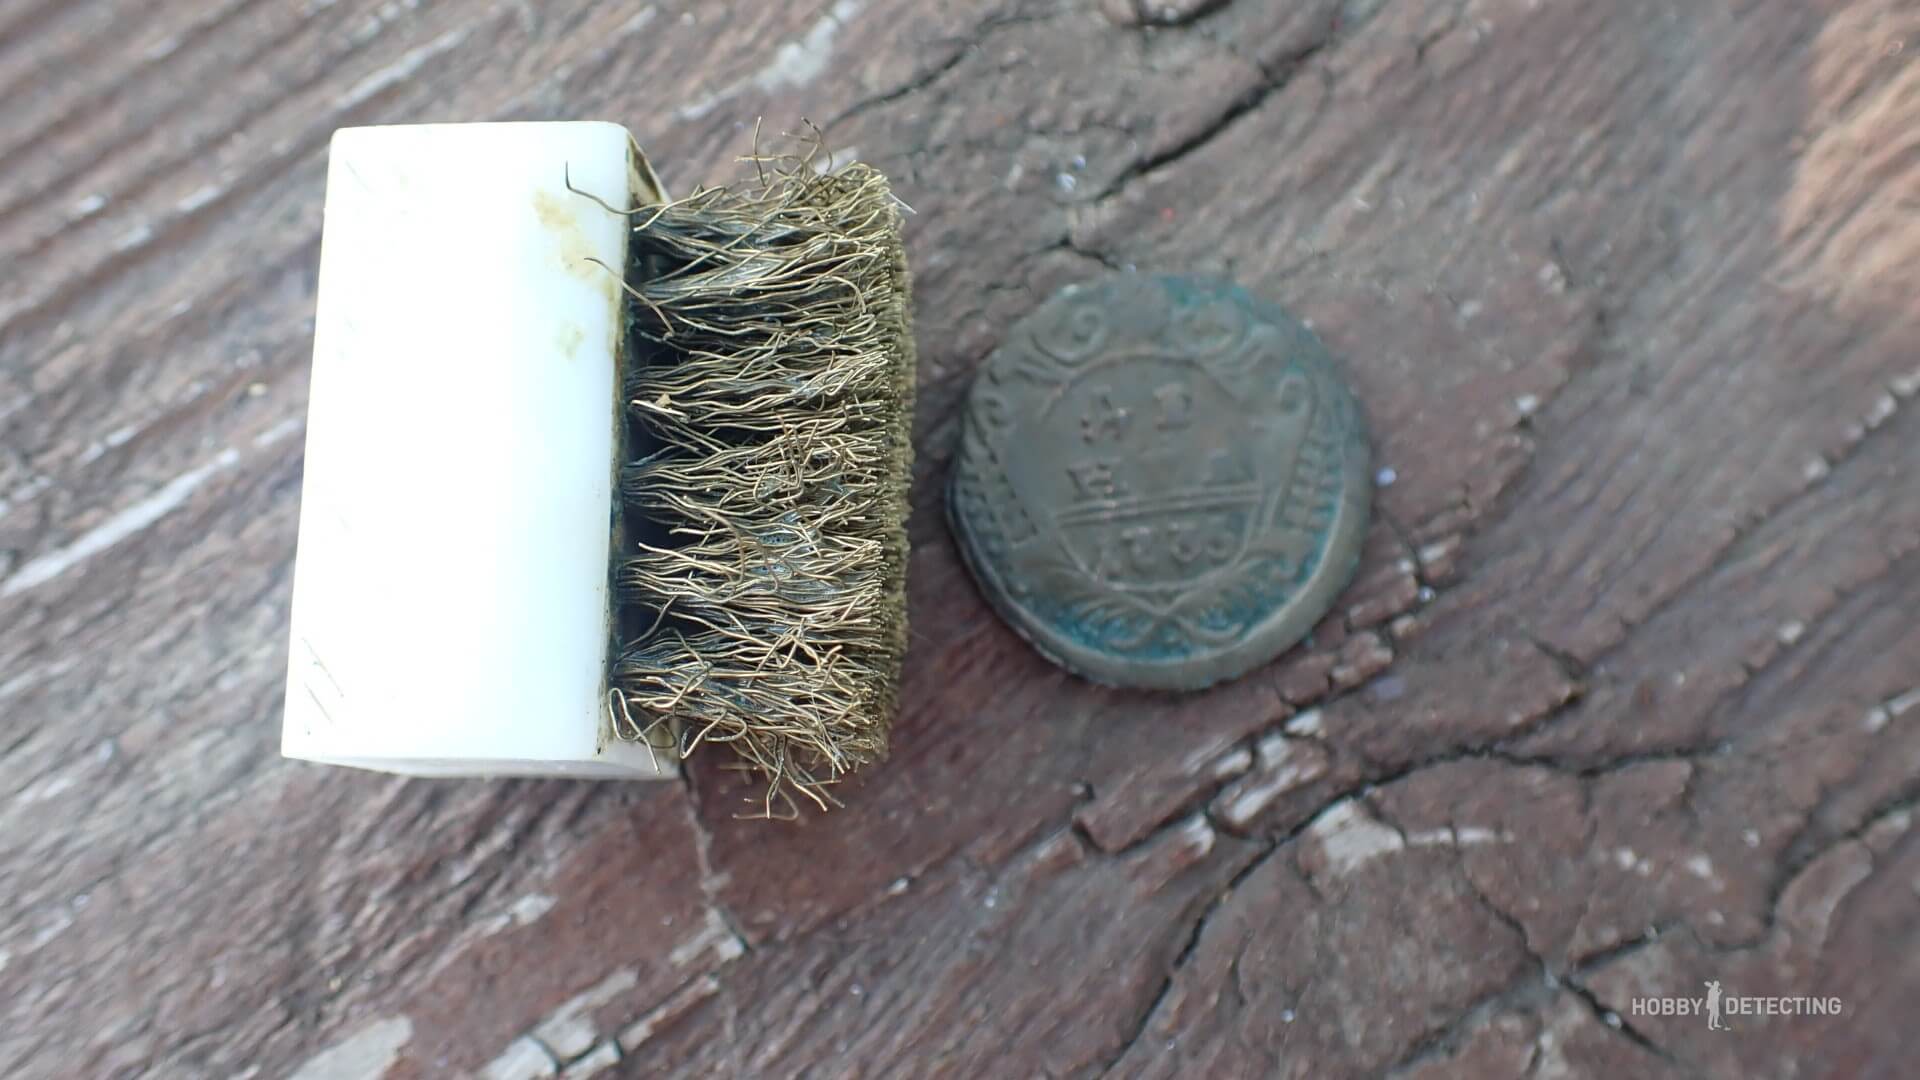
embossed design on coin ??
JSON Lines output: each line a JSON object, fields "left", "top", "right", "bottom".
{"left": 948, "top": 272, "right": 1372, "bottom": 690}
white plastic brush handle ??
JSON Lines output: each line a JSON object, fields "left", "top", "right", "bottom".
{"left": 283, "top": 121, "right": 672, "bottom": 779}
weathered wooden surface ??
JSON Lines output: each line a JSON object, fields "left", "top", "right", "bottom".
{"left": 3, "top": 0, "right": 1917, "bottom": 1076}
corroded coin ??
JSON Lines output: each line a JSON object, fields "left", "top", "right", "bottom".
{"left": 948, "top": 272, "right": 1371, "bottom": 691}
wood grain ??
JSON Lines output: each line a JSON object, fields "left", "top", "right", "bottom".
{"left": 2, "top": 0, "right": 1916, "bottom": 1076}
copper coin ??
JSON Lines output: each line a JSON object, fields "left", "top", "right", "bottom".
{"left": 948, "top": 272, "right": 1371, "bottom": 690}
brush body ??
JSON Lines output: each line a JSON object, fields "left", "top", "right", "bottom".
{"left": 283, "top": 122, "right": 914, "bottom": 806}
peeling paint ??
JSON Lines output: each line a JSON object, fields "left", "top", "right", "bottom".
{"left": 27, "top": 909, "right": 74, "bottom": 951}
{"left": 619, "top": 974, "right": 721, "bottom": 1052}
{"left": 14, "top": 772, "right": 77, "bottom": 804}
{"left": 1888, "top": 687, "right": 1920, "bottom": 718}
{"left": 1450, "top": 826, "right": 1503, "bottom": 846}
{"left": 1178, "top": 814, "right": 1216, "bottom": 857}
{"left": 533, "top": 969, "right": 639, "bottom": 1061}
{"left": 479, "top": 1036, "right": 557, "bottom": 1080}
{"left": 114, "top": 223, "right": 155, "bottom": 252}
{"left": 0, "top": 474, "right": 53, "bottom": 520}
{"left": 288, "top": 1016, "right": 412, "bottom": 1080}
{"left": 562, "top": 1040, "right": 621, "bottom": 1078}
{"left": 3, "top": 448, "right": 242, "bottom": 597}
{"left": 669, "top": 909, "right": 746, "bottom": 968}
{"left": 1284, "top": 709, "right": 1324, "bottom": 737}
{"left": 0, "top": 657, "right": 80, "bottom": 700}
{"left": 676, "top": 0, "right": 863, "bottom": 120}
{"left": 176, "top": 183, "right": 223, "bottom": 214}
{"left": 1218, "top": 731, "right": 1332, "bottom": 829}
{"left": 1220, "top": 749, "right": 1323, "bottom": 828}
{"left": 1404, "top": 826, "right": 1506, "bottom": 849}
{"left": 511, "top": 893, "right": 556, "bottom": 926}
{"left": 1306, "top": 800, "right": 1403, "bottom": 875}
{"left": 1207, "top": 746, "right": 1254, "bottom": 780}
{"left": 755, "top": 0, "right": 863, "bottom": 92}
{"left": 335, "top": 27, "right": 471, "bottom": 109}
{"left": 254, "top": 417, "right": 306, "bottom": 448}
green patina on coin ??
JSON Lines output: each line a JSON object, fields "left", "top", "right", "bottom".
{"left": 948, "top": 272, "right": 1372, "bottom": 691}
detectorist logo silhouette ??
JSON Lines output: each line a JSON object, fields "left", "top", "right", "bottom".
{"left": 1704, "top": 980, "right": 1725, "bottom": 1031}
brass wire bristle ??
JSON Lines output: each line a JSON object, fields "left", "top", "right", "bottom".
{"left": 603, "top": 138, "right": 914, "bottom": 816}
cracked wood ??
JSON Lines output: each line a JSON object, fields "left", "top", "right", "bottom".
{"left": 2, "top": 0, "right": 1917, "bottom": 1077}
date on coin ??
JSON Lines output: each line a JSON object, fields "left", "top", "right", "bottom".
{"left": 948, "top": 272, "right": 1371, "bottom": 691}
